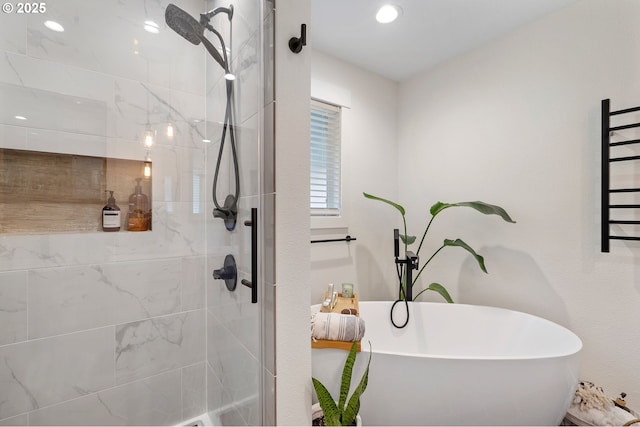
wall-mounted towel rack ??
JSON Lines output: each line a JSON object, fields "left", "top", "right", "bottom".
{"left": 310, "top": 235, "right": 356, "bottom": 244}
{"left": 601, "top": 98, "right": 640, "bottom": 252}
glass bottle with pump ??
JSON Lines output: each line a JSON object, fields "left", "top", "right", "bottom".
{"left": 102, "top": 190, "right": 121, "bottom": 232}
{"left": 127, "top": 178, "right": 149, "bottom": 231}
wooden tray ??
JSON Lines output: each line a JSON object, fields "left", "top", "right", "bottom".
{"left": 312, "top": 293, "right": 361, "bottom": 352}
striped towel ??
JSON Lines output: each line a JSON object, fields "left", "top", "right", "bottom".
{"left": 311, "top": 312, "right": 365, "bottom": 342}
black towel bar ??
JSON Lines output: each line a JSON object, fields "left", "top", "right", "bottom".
{"left": 310, "top": 235, "right": 356, "bottom": 244}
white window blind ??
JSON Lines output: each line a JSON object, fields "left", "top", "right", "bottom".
{"left": 310, "top": 99, "right": 341, "bottom": 216}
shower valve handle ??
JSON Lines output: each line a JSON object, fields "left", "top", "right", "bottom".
{"left": 289, "top": 23, "right": 306, "bottom": 54}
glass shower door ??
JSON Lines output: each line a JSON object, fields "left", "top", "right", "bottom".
{"left": 204, "top": 0, "right": 274, "bottom": 425}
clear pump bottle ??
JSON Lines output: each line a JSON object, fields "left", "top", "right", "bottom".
{"left": 127, "top": 178, "right": 149, "bottom": 231}
{"left": 102, "top": 190, "right": 121, "bottom": 232}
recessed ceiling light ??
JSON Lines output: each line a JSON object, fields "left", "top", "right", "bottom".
{"left": 14, "top": 115, "right": 27, "bottom": 120}
{"left": 44, "top": 20, "right": 65, "bottom": 32}
{"left": 144, "top": 20, "right": 160, "bottom": 34}
{"left": 376, "top": 5, "right": 401, "bottom": 24}
{"left": 202, "top": 139, "right": 211, "bottom": 143}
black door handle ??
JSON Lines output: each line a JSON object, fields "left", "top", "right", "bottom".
{"left": 241, "top": 207, "right": 258, "bottom": 303}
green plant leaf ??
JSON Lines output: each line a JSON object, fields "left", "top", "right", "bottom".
{"left": 400, "top": 234, "right": 416, "bottom": 245}
{"left": 426, "top": 283, "right": 454, "bottom": 303}
{"left": 444, "top": 238, "right": 488, "bottom": 273}
{"left": 430, "top": 201, "right": 516, "bottom": 223}
{"left": 338, "top": 341, "right": 358, "bottom": 418}
{"left": 412, "top": 282, "right": 454, "bottom": 303}
{"left": 363, "top": 192, "right": 405, "bottom": 216}
{"left": 343, "top": 342, "right": 372, "bottom": 426}
{"left": 312, "top": 378, "right": 341, "bottom": 426}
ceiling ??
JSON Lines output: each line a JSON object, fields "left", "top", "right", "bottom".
{"left": 311, "top": 0, "right": 578, "bottom": 82}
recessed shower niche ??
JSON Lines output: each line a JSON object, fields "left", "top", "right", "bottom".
{"left": 0, "top": 148, "right": 152, "bottom": 235}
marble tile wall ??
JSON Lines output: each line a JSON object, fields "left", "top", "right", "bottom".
{"left": 0, "top": 0, "right": 214, "bottom": 424}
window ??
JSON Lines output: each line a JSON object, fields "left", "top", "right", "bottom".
{"left": 310, "top": 99, "right": 341, "bottom": 216}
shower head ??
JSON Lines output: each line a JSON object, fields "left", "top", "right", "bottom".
{"left": 165, "top": 3, "right": 204, "bottom": 46}
{"left": 165, "top": 3, "right": 228, "bottom": 71}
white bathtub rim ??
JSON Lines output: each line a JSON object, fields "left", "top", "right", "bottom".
{"left": 312, "top": 300, "right": 583, "bottom": 361}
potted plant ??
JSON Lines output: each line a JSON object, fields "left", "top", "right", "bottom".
{"left": 312, "top": 341, "right": 372, "bottom": 426}
{"left": 363, "top": 192, "right": 515, "bottom": 302}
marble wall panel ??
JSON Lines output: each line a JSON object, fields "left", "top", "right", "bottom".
{"left": 182, "top": 362, "right": 207, "bottom": 421}
{"left": 236, "top": 116, "right": 259, "bottom": 199}
{"left": 206, "top": 311, "right": 259, "bottom": 404}
{"left": 112, "top": 202, "right": 207, "bottom": 261}
{"left": 0, "top": 233, "right": 117, "bottom": 271}
{"left": 151, "top": 145, "right": 206, "bottom": 204}
{"left": 0, "top": 13, "right": 26, "bottom": 54}
{"left": 29, "top": 369, "right": 182, "bottom": 426}
{"left": 0, "top": 83, "right": 108, "bottom": 136}
{"left": 26, "top": 128, "right": 108, "bottom": 158}
{"left": 24, "top": 0, "right": 205, "bottom": 93}
{"left": 182, "top": 256, "right": 206, "bottom": 311}
{"left": 0, "top": 270, "right": 27, "bottom": 345}
{"left": 0, "top": 327, "right": 115, "bottom": 420}
{"left": 232, "top": 32, "right": 260, "bottom": 127}
{"left": 115, "top": 309, "right": 205, "bottom": 384}
{"left": 0, "top": 124, "right": 27, "bottom": 151}
{"left": 28, "top": 259, "right": 182, "bottom": 339}
{"left": 0, "top": 414, "right": 27, "bottom": 426}
{"left": 0, "top": 52, "right": 114, "bottom": 104}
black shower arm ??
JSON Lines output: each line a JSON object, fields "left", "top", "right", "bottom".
{"left": 201, "top": 6, "right": 233, "bottom": 21}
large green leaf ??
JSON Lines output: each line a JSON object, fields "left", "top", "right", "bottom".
{"left": 427, "top": 283, "right": 454, "bottom": 303}
{"left": 343, "top": 342, "right": 372, "bottom": 426}
{"left": 412, "top": 283, "right": 454, "bottom": 303}
{"left": 338, "top": 341, "right": 358, "bottom": 417}
{"left": 430, "top": 201, "right": 516, "bottom": 223}
{"left": 363, "top": 192, "right": 405, "bottom": 216}
{"left": 444, "top": 238, "right": 488, "bottom": 273}
{"left": 312, "top": 378, "right": 341, "bottom": 425}
{"left": 400, "top": 234, "right": 416, "bottom": 245}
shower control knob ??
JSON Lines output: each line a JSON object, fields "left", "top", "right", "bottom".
{"left": 213, "top": 254, "right": 237, "bottom": 291}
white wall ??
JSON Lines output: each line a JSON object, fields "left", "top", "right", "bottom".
{"left": 398, "top": 0, "right": 640, "bottom": 407}
{"left": 310, "top": 50, "right": 400, "bottom": 304}
{"left": 275, "top": 0, "right": 312, "bottom": 423}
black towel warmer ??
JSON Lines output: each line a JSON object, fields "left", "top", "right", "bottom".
{"left": 601, "top": 98, "right": 640, "bottom": 252}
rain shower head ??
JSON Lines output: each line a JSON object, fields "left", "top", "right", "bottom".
{"left": 165, "top": 3, "right": 203, "bottom": 46}
{"left": 165, "top": 3, "right": 228, "bottom": 71}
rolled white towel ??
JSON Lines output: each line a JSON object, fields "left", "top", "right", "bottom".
{"left": 311, "top": 312, "right": 365, "bottom": 342}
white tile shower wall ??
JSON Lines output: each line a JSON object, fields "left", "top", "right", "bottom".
{"left": 0, "top": 0, "right": 210, "bottom": 424}
{"left": 0, "top": 271, "right": 27, "bottom": 346}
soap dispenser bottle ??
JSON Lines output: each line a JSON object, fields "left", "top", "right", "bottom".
{"left": 102, "top": 190, "right": 121, "bottom": 232}
{"left": 127, "top": 178, "right": 149, "bottom": 231}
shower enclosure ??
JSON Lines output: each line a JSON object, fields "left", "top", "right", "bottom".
{"left": 0, "top": 0, "right": 274, "bottom": 425}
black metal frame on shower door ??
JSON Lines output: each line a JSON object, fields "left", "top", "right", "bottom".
{"left": 601, "top": 98, "right": 640, "bottom": 252}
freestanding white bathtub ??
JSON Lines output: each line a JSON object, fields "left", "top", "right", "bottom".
{"left": 311, "top": 301, "right": 582, "bottom": 426}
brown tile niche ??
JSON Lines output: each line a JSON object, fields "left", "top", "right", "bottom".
{"left": 0, "top": 148, "right": 152, "bottom": 235}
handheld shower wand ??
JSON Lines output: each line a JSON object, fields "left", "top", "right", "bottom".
{"left": 165, "top": 3, "right": 239, "bottom": 231}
